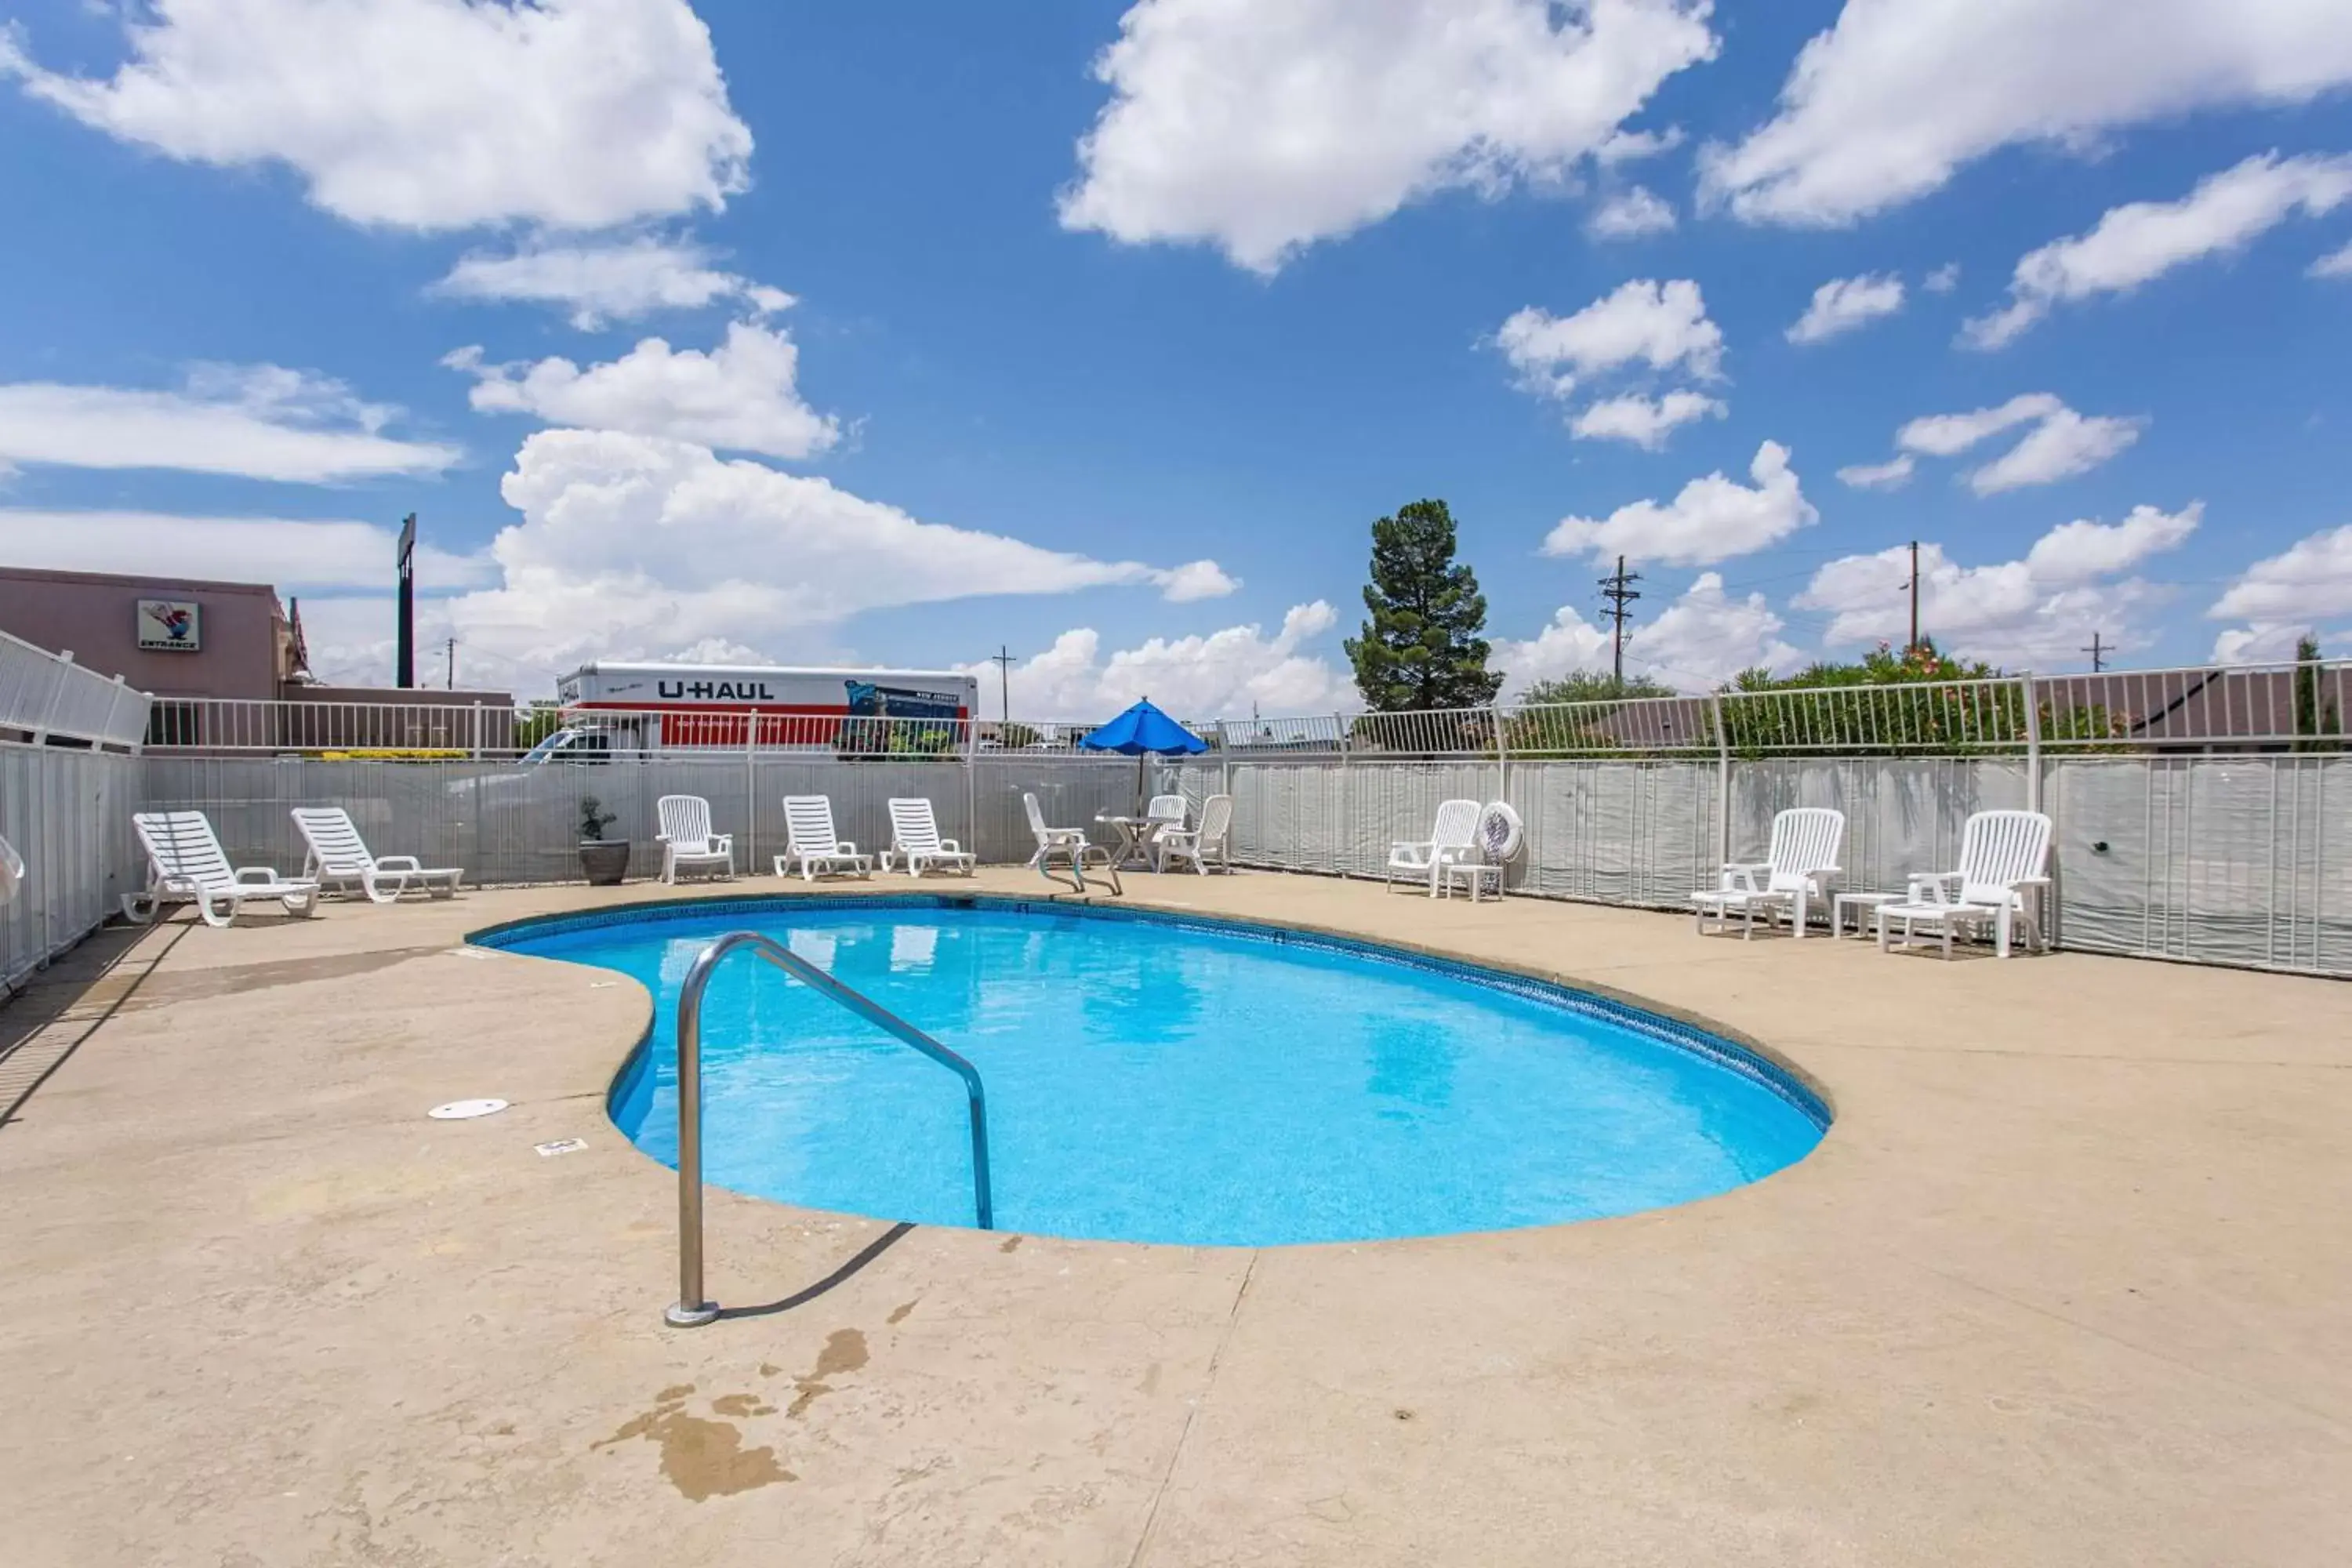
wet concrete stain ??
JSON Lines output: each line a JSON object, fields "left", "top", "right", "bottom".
{"left": 1139, "top": 1363, "right": 1161, "bottom": 1396}
{"left": 887, "top": 1299, "right": 918, "bottom": 1325}
{"left": 710, "top": 1393, "right": 776, "bottom": 1417}
{"left": 593, "top": 1386, "right": 793, "bottom": 1501}
{"left": 785, "top": 1328, "right": 869, "bottom": 1419}
{"left": 998, "top": 1234, "right": 1022, "bottom": 1254}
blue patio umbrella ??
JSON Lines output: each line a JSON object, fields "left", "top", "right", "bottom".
{"left": 1080, "top": 699, "right": 1208, "bottom": 815}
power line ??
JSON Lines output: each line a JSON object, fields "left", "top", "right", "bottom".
{"left": 1597, "top": 554, "right": 1642, "bottom": 684}
{"left": 2082, "top": 630, "right": 2107, "bottom": 673}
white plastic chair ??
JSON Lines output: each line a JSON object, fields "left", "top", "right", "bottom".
{"left": 1386, "top": 799, "right": 1483, "bottom": 897}
{"left": 125, "top": 811, "right": 318, "bottom": 927}
{"left": 292, "top": 807, "right": 463, "bottom": 903}
{"left": 1876, "top": 810, "right": 2053, "bottom": 959}
{"left": 774, "top": 796, "right": 872, "bottom": 880}
{"left": 1145, "top": 793, "right": 1188, "bottom": 835}
{"left": 884, "top": 798, "right": 975, "bottom": 877}
{"left": 655, "top": 795, "right": 735, "bottom": 884}
{"left": 1156, "top": 793, "right": 1232, "bottom": 875}
{"left": 1692, "top": 808, "right": 1845, "bottom": 939}
{"left": 1024, "top": 791, "right": 1120, "bottom": 895}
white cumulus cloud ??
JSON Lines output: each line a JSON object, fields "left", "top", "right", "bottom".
{"left": 446, "top": 322, "right": 840, "bottom": 461}
{"left": 1543, "top": 441, "right": 1816, "bottom": 567}
{"left": 1888, "top": 393, "right": 2143, "bottom": 494}
{"left": 971, "top": 602, "right": 1348, "bottom": 722}
{"left": 0, "top": 363, "right": 458, "bottom": 481}
{"left": 2314, "top": 239, "right": 2352, "bottom": 278}
{"left": 1786, "top": 272, "right": 1906, "bottom": 344}
{"left": 1699, "top": 0, "right": 2352, "bottom": 226}
{"left": 1965, "top": 151, "right": 2352, "bottom": 348}
{"left": 0, "top": 0, "right": 752, "bottom": 230}
{"left": 1965, "top": 408, "right": 2144, "bottom": 495}
{"left": 1568, "top": 390, "right": 1726, "bottom": 449}
{"left": 1836, "top": 455, "right": 1915, "bottom": 492}
{"left": 2208, "top": 525, "right": 2352, "bottom": 661}
{"left": 434, "top": 234, "right": 791, "bottom": 328}
{"left": 1057, "top": 0, "right": 1718, "bottom": 272}
{"left": 289, "top": 430, "right": 1240, "bottom": 683}
{"left": 1586, "top": 184, "right": 1678, "bottom": 239}
{"left": 1497, "top": 278, "right": 1724, "bottom": 397}
{"left": 1798, "top": 503, "right": 2200, "bottom": 666}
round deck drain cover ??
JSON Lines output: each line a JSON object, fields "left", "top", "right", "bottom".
{"left": 429, "top": 1098, "right": 509, "bottom": 1120}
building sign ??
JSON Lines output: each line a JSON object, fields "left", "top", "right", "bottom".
{"left": 136, "top": 599, "right": 201, "bottom": 652}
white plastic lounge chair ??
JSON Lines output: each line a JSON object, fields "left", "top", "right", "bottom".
{"left": 774, "top": 796, "right": 872, "bottom": 880}
{"left": 292, "top": 807, "right": 463, "bottom": 903}
{"left": 884, "top": 797, "right": 975, "bottom": 877}
{"left": 655, "top": 794, "right": 735, "bottom": 884}
{"left": 1876, "top": 809, "right": 2053, "bottom": 959}
{"left": 1692, "top": 807, "right": 1845, "bottom": 939}
{"left": 124, "top": 811, "right": 318, "bottom": 928}
{"left": 1156, "top": 793, "right": 1232, "bottom": 875}
{"left": 1386, "top": 799, "right": 1483, "bottom": 897}
{"left": 1024, "top": 791, "right": 1121, "bottom": 895}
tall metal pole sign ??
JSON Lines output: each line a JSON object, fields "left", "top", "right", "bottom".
{"left": 395, "top": 513, "right": 417, "bottom": 689}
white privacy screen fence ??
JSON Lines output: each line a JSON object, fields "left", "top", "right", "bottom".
{"left": 5, "top": 657, "right": 2348, "bottom": 992}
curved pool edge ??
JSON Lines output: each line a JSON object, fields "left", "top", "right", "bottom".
{"left": 467, "top": 891, "right": 1835, "bottom": 1160}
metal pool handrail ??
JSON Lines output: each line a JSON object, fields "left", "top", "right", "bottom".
{"left": 664, "top": 930, "right": 993, "bottom": 1328}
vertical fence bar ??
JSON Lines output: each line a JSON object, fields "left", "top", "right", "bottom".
{"left": 1708, "top": 691, "right": 1730, "bottom": 871}
{"left": 2022, "top": 673, "right": 2042, "bottom": 814}
{"left": 1492, "top": 704, "right": 1508, "bottom": 804}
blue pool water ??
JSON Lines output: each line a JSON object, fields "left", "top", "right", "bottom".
{"left": 485, "top": 899, "right": 1826, "bottom": 1247}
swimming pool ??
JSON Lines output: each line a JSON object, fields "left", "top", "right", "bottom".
{"left": 481, "top": 898, "right": 1828, "bottom": 1247}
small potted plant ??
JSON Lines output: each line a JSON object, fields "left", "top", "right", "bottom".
{"left": 578, "top": 796, "right": 630, "bottom": 885}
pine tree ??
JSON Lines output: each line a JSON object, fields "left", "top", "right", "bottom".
{"left": 1345, "top": 499, "right": 1502, "bottom": 712}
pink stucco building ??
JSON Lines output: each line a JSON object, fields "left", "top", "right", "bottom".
{"left": 0, "top": 565, "right": 296, "bottom": 700}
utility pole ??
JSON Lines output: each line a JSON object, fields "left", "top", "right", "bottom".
{"left": 1598, "top": 554, "right": 1642, "bottom": 685}
{"left": 1903, "top": 539, "right": 1921, "bottom": 655}
{"left": 2081, "top": 630, "right": 2107, "bottom": 673}
{"left": 988, "top": 645, "right": 1018, "bottom": 733}
{"left": 445, "top": 637, "right": 458, "bottom": 690}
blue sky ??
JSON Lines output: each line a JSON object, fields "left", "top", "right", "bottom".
{"left": 2, "top": 0, "right": 2350, "bottom": 716}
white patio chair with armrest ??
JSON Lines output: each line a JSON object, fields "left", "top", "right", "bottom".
{"left": 125, "top": 811, "right": 318, "bottom": 928}
{"left": 1386, "top": 799, "right": 1483, "bottom": 898}
{"left": 1876, "top": 809, "right": 2053, "bottom": 959}
{"left": 1156, "top": 793, "right": 1232, "bottom": 875}
{"left": 1692, "top": 807, "right": 1845, "bottom": 939}
{"left": 774, "top": 796, "right": 872, "bottom": 880}
{"left": 292, "top": 807, "right": 463, "bottom": 903}
{"left": 884, "top": 797, "right": 975, "bottom": 877}
{"left": 1025, "top": 791, "right": 1121, "bottom": 895}
{"left": 655, "top": 794, "right": 735, "bottom": 884}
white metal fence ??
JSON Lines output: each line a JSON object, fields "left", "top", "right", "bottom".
{"left": 2, "top": 656, "right": 2343, "bottom": 989}
{"left": 1, "top": 742, "right": 142, "bottom": 993}
{"left": 0, "top": 630, "right": 151, "bottom": 750}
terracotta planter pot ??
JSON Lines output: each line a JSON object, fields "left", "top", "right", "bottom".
{"left": 579, "top": 840, "right": 630, "bottom": 886}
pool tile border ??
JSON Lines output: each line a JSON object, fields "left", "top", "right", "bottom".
{"left": 473, "top": 892, "right": 1831, "bottom": 1131}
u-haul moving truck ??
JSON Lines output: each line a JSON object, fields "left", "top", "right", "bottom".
{"left": 531, "top": 662, "right": 977, "bottom": 758}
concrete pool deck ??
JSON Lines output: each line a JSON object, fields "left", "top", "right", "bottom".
{"left": 1, "top": 869, "right": 2347, "bottom": 1566}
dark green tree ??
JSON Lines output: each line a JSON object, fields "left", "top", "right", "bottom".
{"left": 1345, "top": 499, "right": 1502, "bottom": 712}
